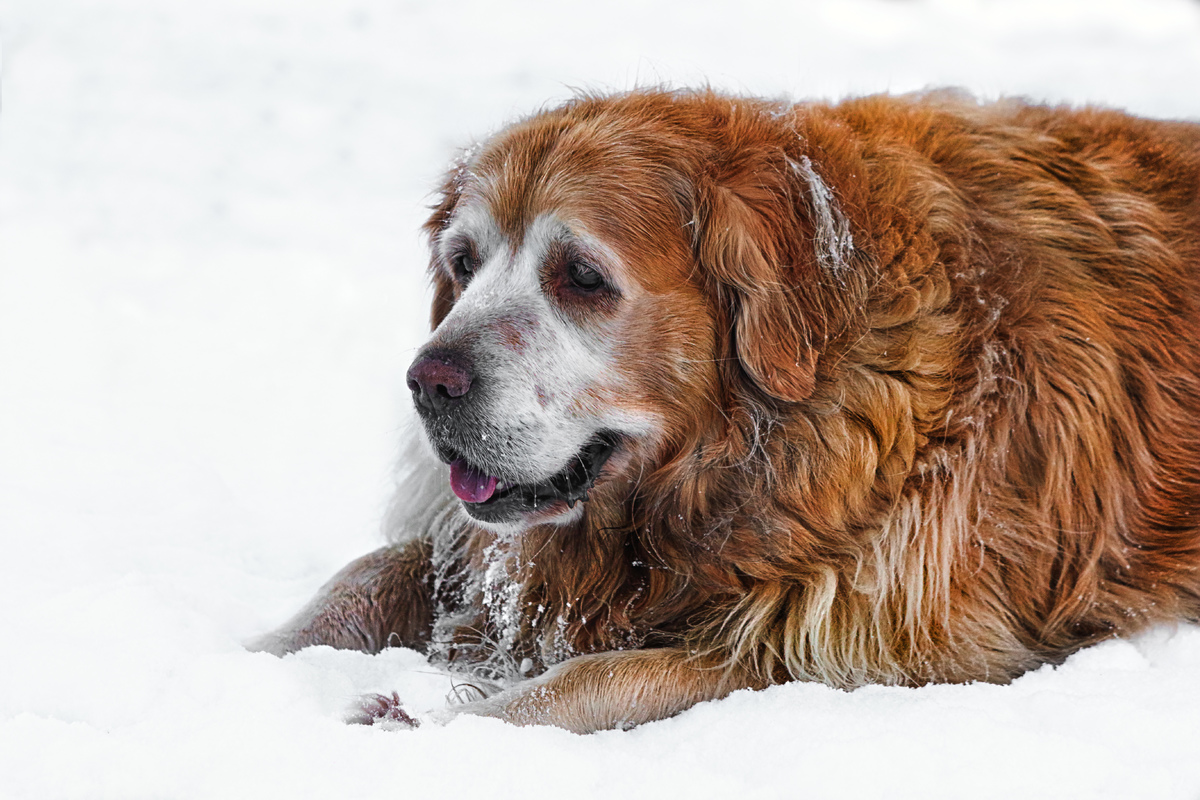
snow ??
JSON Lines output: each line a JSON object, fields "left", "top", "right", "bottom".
{"left": 2, "top": 0, "right": 1199, "bottom": 797}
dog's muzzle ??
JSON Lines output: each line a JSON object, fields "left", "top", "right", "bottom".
{"left": 406, "top": 349, "right": 618, "bottom": 523}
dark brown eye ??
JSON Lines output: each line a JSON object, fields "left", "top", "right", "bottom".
{"left": 567, "top": 260, "right": 604, "bottom": 292}
{"left": 449, "top": 249, "right": 478, "bottom": 282}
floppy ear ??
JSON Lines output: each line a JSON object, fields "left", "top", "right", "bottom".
{"left": 696, "top": 156, "right": 855, "bottom": 403}
{"left": 422, "top": 154, "right": 469, "bottom": 330}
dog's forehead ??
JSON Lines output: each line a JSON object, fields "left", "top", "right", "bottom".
{"left": 447, "top": 128, "right": 695, "bottom": 292}
{"left": 464, "top": 119, "right": 684, "bottom": 250}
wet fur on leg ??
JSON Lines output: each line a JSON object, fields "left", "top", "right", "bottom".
{"left": 249, "top": 539, "right": 435, "bottom": 656}
{"left": 437, "top": 648, "right": 764, "bottom": 733}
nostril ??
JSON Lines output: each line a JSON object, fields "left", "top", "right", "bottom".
{"left": 437, "top": 377, "right": 470, "bottom": 399}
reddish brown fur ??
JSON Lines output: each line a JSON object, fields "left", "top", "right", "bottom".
{"left": 260, "top": 89, "right": 1200, "bottom": 731}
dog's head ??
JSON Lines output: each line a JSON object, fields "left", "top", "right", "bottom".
{"left": 407, "top": 91, "right": 861, "bottom": 531}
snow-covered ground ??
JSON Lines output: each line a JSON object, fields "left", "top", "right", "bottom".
{"left": 2, "top": 1, "right": 1199, "bottom": 797}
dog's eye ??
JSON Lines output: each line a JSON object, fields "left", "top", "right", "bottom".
{"left": 567, "top": 261, "right": 604, "bottom": 292}
{"left": 450, "top": 250, "right": 479, "bottom": 281}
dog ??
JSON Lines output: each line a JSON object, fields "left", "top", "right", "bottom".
{"left": 253, "top": 88, "right": 1200, "bottom": 733}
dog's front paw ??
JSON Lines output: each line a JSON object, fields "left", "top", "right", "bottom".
{"left": 345, "top": 692, "right": 420, "bottom": 730}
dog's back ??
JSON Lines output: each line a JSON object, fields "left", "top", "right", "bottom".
{"left": 724, "top": 93, "right": 1200, "bottom": 685}
{"left": 863, "top": 95, "right": 1200, "bottom": 675}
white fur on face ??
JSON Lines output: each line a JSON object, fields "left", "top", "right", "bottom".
{"left": 425, "top": 205, "right": 659, "bottom": 507}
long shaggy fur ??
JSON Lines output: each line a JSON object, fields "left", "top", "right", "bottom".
{"left": 398, "top": 89, "right": 1200, "bottom": 692}
{"left": 267, "top": 88, "right": 1200, "bottom": 730}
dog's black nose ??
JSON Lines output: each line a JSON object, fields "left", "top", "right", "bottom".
{"left": 406, "top": 353, "right": 474, "bottom": 416}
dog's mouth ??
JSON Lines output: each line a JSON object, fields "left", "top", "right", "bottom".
{"left": 445, "top": 432, "right": 620, "bottom": 523}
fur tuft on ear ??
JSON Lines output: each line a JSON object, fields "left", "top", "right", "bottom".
{"left": 696, "top": 155, "right": 856, "bottom": 403}
{"left": 792, "top": 155, "right": 855, "bottom": 281}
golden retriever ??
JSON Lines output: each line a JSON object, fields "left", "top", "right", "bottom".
{"left": 253, "top": 88, "right": 1200, "bottom": 733}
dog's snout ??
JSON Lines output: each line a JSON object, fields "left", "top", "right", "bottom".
{"left": 407, "top": 353, "right": 474, "bottom": 415}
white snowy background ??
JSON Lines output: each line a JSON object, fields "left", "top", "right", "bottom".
{"left": 2, "top": 0, "right": 1200, "bottom": 797}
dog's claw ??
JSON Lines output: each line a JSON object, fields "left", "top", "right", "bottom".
{"left": 346, "top": 691, "right": 420, "bottom": 729}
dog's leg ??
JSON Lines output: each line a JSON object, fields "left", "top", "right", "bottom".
{"left": 249, "top": 538, "right": 434, "bottom": 656}
{"left": 445, "top": 648, "right": 764, "bottom": 733}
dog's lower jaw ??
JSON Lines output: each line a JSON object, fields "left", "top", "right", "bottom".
{"left": 462, "top": 496, "right": 585, "bottom": 534}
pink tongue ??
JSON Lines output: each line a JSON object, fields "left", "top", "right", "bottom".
{"left": 449, "top": 459, "right": 499, "bottom": 504}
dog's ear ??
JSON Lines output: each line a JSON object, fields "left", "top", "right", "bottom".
{"left": 422, "top": 155, "right": 469, "bottom": 330}
{"left": 695, "top": 156, "right": 855, "bottom": 403}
